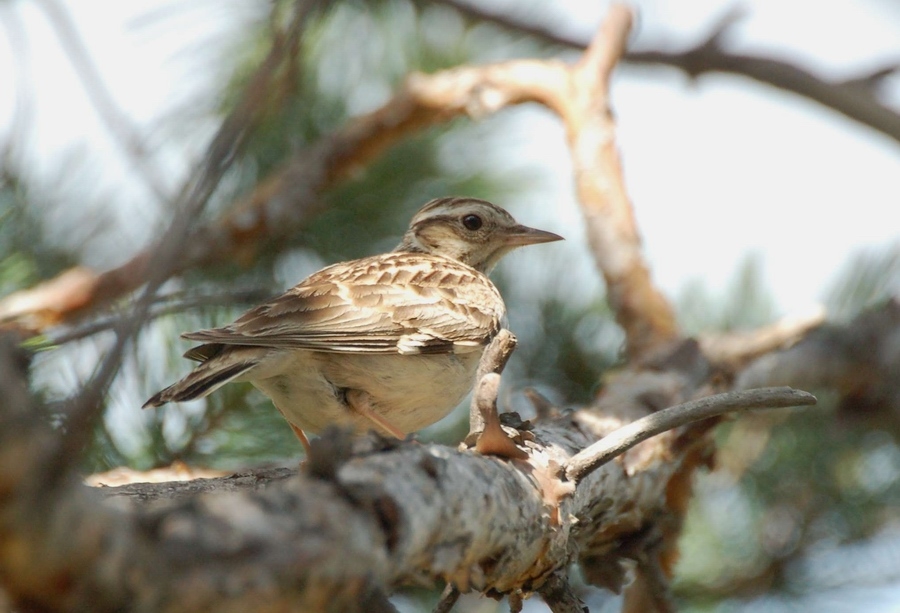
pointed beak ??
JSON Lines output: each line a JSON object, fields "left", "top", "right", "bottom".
{"left": 503, "top": 224, "right": 564, "bottom": 246}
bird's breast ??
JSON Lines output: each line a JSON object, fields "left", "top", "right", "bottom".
{"left": 251, "top": 349, "right": 483, "bottom": 435}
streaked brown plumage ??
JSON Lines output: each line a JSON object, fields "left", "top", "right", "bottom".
{"left": 144, "top": 197, "right": 562, "bottom": 450}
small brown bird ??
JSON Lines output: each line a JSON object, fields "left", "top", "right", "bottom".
{"left": 144, "top": 197, "right": 562, "bottom": 452}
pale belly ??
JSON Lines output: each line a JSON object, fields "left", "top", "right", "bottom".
{"left": 247, "top": 349, "right": 483, "bottom": 436}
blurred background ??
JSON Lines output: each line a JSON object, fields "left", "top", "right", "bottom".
{"left": 1, "top": 0, "right": 898, "bottom": 611}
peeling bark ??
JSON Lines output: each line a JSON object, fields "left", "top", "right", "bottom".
{"left": 0, "top": 3, "right": 887, "bottom": 612}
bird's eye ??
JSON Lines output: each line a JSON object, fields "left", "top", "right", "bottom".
{"left": 462, "top": 214, "right": 483, "bottom": 231}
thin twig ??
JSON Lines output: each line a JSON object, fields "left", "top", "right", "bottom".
{"left": 698, "top": 307, "right": 826, "bottom": 372}
{"left": 43, "top": 287, "right": 271, "bottom": 346}
{"left": 44, "top": 0, "right": 317, "bottom": 482}
{"left": 564, "top": 387, "right": 816, "bottom": 483}
{"left": 432, "top": 584, "right": 460, "bottom": 613}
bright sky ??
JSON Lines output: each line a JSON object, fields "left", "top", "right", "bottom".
{"left": 1, "top": 0, "right": 898, "bottom": 317}
{"left": 4, "top": 5, "right": 898, "bottom": 607}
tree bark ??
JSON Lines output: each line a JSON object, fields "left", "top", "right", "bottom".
{"left": 0, "top": 3, "right": 892, "bottom": 612}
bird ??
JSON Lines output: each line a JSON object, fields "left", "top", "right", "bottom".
{"left": 143, "top": 196, "right": 563, "bottom": 453}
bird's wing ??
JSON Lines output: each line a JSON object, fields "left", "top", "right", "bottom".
{"left": 182, "top": 253, "right": 505, "bottom": 356}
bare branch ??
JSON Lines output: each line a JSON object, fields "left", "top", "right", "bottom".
{"left": 436, "top": 0, "right": 900, "bottom": 146}
{"left": 625, "top": 48, "right": 900, "bottom": 146}
{"left": 44, "top": 0, "right": 318, "bottom": 482}
{"left": 1, "top": 60, "right": 567, "bottom": 332}
{"left": 433, "top": 584, "right": 460, "bottom": 613}
{"left": 564, "top": 387, "right": 816, "bottom": 484}
{"left": 560, "top": 3, "right": 680, "bottom": 359}
{"left": 0, "top": 4, "right": 880, "bottom": 611}
{"left": 698, "top": 307, "right": 826, "bottom": 373}
{"left": 44, "top": 287, "right": 272, "bottom": 346}
{"left": 737, "top": 298, "right": 900, "bottom": 421}
{"left": 840, "top": 62, "right": 900, "bottom": 91}
{"left": 1, "top": 5, "right": 677, "bottom": 358}
{"left": 467, "top": 331, "right": 527, "bottom": 460}
{"left": 0, "top": 1, "right": 315, "bottom": 334}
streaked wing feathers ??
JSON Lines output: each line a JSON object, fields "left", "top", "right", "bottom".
{"left": 182, "top": 253, "right": 504, "bottom": 355}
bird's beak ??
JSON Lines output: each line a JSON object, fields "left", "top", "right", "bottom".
{"left": 503, "top": 224, "right": 564, "bottom": 246}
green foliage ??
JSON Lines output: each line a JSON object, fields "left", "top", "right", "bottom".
{"left": 677, "top": 254, "right": 776, "bottom": 335}
{"left": 504, "top": 290, "right": 619, "bottom": 404}
{"left": 675, "top": 246, "right": 900, "bottom": 607}
{"left": 72, "top": 0, "right": 554, "bottom": 468}
{"left": 825, "top": 243, "right": 900, "bottom": 320}
{"left": 0, "top": 166, "right": 77, "bottom": 296}
{"left": 10, "top": 3, "right": 899, "bottom": 608}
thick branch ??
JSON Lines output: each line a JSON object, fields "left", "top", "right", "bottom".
{"left": 0, "top": 331, "right": 640, "bottom": 613}
{"left": 0, "top": 5, "right": 869, "bottom": 610}
{"left": 559, "top": 4, "right": 680, "bottom": 358}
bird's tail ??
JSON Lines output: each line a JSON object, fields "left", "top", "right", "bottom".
{"left": 143, "top": 355, "right": 257, "bottom": 409}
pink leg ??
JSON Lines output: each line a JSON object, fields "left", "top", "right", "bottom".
{"left": 345, "top": 389, "right": 406, "bottom": 439}
{"left": 288, "top": 422, "right": 312, "bottom": 456}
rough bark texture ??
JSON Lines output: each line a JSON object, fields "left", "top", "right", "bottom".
{"left": 0, "top": 3, "right": 891, "bottom": 612}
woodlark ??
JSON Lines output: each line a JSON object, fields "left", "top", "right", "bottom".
{"left": 144, "top": 197, "right": 562, "bottom": 451}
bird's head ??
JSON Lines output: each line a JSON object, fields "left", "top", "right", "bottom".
{"left": 397, "top": 197, "right": 563, "bottom": 274}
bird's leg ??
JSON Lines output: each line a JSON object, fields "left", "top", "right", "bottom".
{"left": 288, "top": 423, "right": 312, "bottom": 457}
{"left": 273, "top": 401, "right": 312, "bottom": 456}
{"left": 344, "top": 389, "right": 407, "bottom": 440}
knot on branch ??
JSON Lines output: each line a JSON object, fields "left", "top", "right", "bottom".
{"left": 465, "top": 330, "right": 528, "bottom": 460}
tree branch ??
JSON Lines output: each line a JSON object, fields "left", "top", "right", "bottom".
{"left": 1, "top": 5, "right": 676, "bottom": 364}
{"left": 561, "top": 3, "right": 680, "bottom": 359}
{"left": 432, "top": 584, "right": 460, "bottom": 613}
{"left": 737, "top": 298, "right": 900, "bottom": 422}
{"left": 435, "top": 0, "right": 900, "bottom": 146}
{"left": 0, "top": 9, "right": 712, "bottom": 609}
{"left": 626, "top": 47, "right": 900, "bottom": 145}
{"left": 41, "top": 287, "right": 272, "bottom": 347}
{"left": 0, "top": 4, "right": 868, "bottom": 611}
{"left": 33, "top": 0, "right": 319, "bottom": 492}
{"left": 0, "top": 1, "right": 315, "bottom": 334}
{"left": 698, "top": 307, "right": 826, "bottom": 373}
{"left": 564, "top": 387, "right": 816, "bottom": 484}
